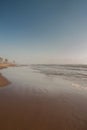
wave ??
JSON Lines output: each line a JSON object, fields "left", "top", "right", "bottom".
{"left": 31, "top": 64, "right": 87, "bottom": 86}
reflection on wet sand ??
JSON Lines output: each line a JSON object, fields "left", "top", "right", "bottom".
{"left": 0, "top": 73, "right": 11, "bottom": 87}
{"left": 0, "top": 89, "right": 87, "bottom": 130}
{"left": 0, "top": 67, "right": 87, "bottom": 130}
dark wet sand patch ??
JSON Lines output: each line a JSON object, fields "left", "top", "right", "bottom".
{"left": 0, "top": 89, "right": 87, "bottom": 130}
{"left": 0, "top": 73, "right": 11, "bottom": 87}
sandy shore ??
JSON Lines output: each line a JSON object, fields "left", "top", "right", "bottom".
{"left": 0, "top": 64, "right": 14, "bottom": 86}
{"left": 0, "top": 63, "right": 16, "bottom": 69}
{"left": 0, "top": 73, "right": 11, "bottom": 87}
{"left": 0, "top": 66, "right": 87, "bottom": 129}
{"left": 0, "top": 88, "right": 87, "bottom": 130}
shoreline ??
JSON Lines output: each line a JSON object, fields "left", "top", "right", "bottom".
{"left": 0, "top": 73, "right": 11, "bottom": 87}
{"left": 0, "top": 63, "right": 15, "bottom": 87}
{"left": 0, "top": 63, "right": 16, "bottom": 69}
{"left": 0, "top": 63, "right": 28, "bottom": 87}
{"left": 0, "top": 66, "right": 87, "bottom": 129}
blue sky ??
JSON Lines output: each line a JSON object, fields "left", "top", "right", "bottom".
{"left": 0, "top": 0, "right": 87, "bottom": 64}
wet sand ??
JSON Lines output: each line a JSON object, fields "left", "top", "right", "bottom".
{"left": 0, "top": 67, "right": 87, "bottom": 130}
{"left": 0, "top": 90, "right": 87, "bottom": 130}
{"left": 0, "top": 63, "right": 16, "bottom": 87}
{"left": 0, "top": 73, "right": 10, "bottom": 87}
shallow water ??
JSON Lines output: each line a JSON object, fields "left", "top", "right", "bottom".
{"left": 0, "top": 66, "right": 87, "bottom": 130}
{"left": 31, "top": 64, "right": 87, "bottom": 88}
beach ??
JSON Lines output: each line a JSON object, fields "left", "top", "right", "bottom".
{"left": 0, "top": 65, "right": 87, "bottom": 130}
{"left": 0, "top": 73, "right": 10, "bottom": 87}
{"left": 0, "top": 64, "right": 15, "bottom": 87}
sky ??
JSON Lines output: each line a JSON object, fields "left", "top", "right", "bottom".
{"left": 0, "top": 0, "right": 87, "bottom": 64}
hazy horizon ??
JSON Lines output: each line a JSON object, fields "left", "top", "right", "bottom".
{"left": 0, "top": 0, "right": 87, "bottom": 64}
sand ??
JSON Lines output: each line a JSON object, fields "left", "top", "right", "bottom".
{"left": 0, "top": 63, "right": 16, "bottom": 69}
{"left": 0, "top": 91, "right": 87, "bottom": 130}
{"left": 0, "top": 64, "right": 13, "bottom": 86}
{"left": 0, "top": 73, "right": 11, "bottom": 87}
{"left": 0, "top": 67, "right": 87, "bottom": 129}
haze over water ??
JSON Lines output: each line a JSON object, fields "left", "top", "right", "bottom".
{"left": 0, "top": 65, "right": 87, "bottom": 129}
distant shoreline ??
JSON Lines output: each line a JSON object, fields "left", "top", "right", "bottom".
{"left": 0, "top": 63, "right": 16, "bottom": 69}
